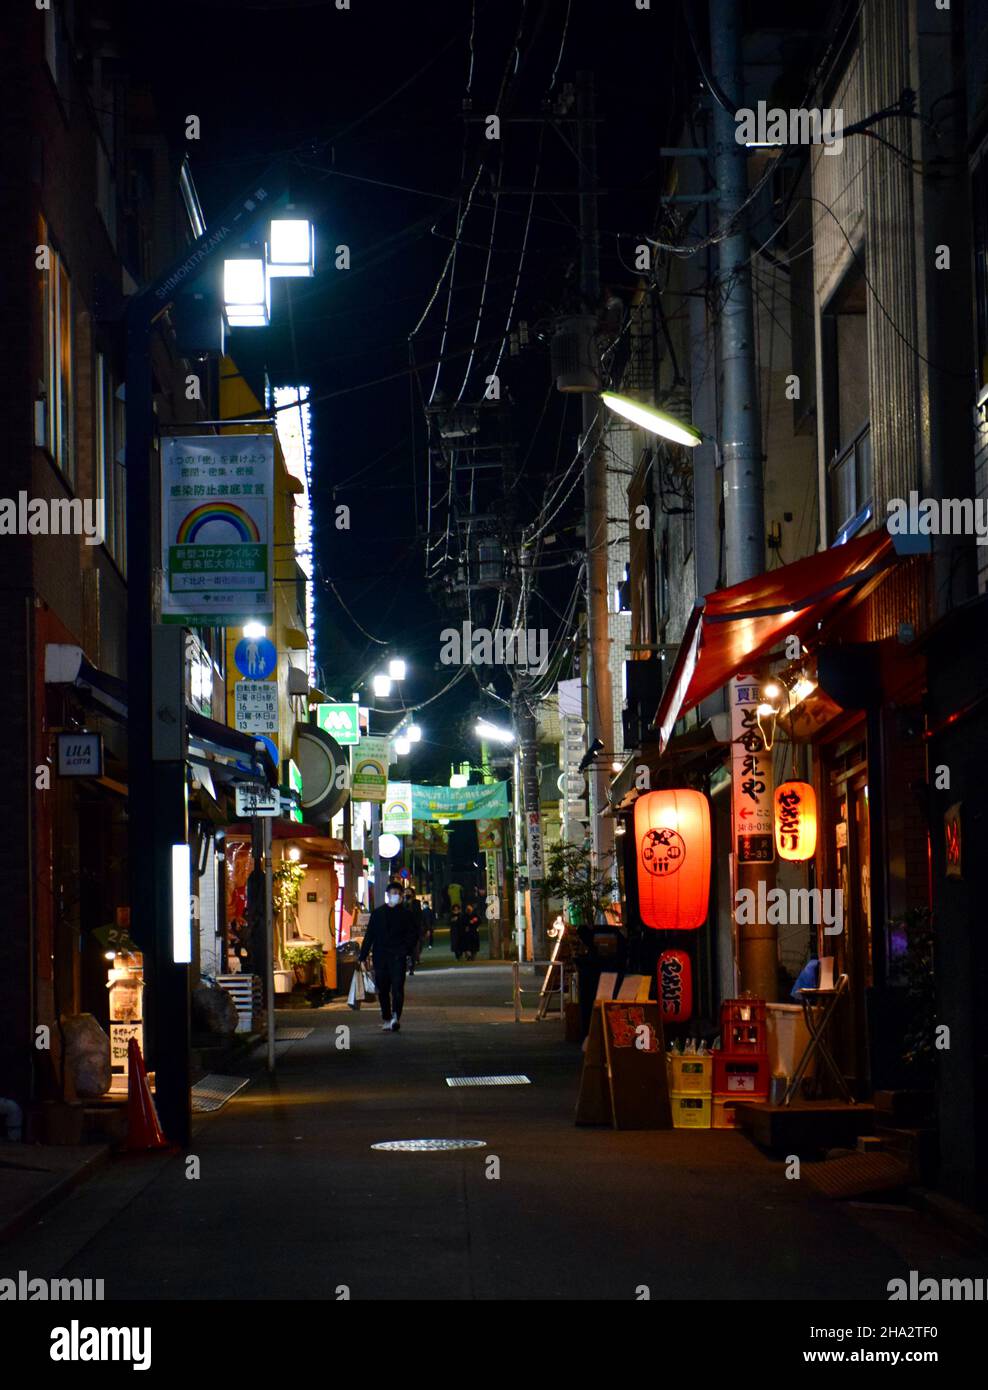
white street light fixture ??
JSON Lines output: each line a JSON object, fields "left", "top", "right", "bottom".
{"left": 378, "top": 833, "right": 401, "bottom": 860}
{"left": 223, "top": 256, "right": 270, "bottom": 327}
{"left": 394, "top": 736, "right": 411, "bottom": 755}
{"left": 408, "top": 724, "right": 422, "bottom": 742}
{"left": 267, "top": 218, "right": 315, "bottom": 278}
{"left": 475, "top": 719, "right": 515, "bottom": 745}
{"left": 601, "top": 391, "right": 702, "bottom": 448}
{"left": 388, "top": 658, "right": 406, "bottom": 681}
{"left": 449, "top": 771, "right": 469, "bottom": 789}
{"left": 171, "top": 843, "right": 192, "bottom": 965}
{"left": 243, "top": 621, "right": 266, "bottom": 640}
{"left": 372, "top": 673, "right": 392, "bottom": 697}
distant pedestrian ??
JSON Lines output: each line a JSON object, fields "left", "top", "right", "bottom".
{"left": 403, "top": 889, "right": 423, "bottom": 973}
{"left": 420, "top": 896, "right": 436, "bottom": 948}
{"left": 359, "top": 881, "right": 420, "bottom": 1032}
{"left": 449, "top": 902, "right": 464, "bottom": 959}
{"left": 461, "top": 900, "right": 481, "bottom": 960}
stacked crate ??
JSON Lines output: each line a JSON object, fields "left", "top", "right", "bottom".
{"left": 712, "top": 998, "right": 769, "bottom": 1128}
{"left": 668, "top": 1052, "right": 713, "bottom": 1128}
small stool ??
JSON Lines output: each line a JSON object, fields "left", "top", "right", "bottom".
{"left": 783, "top": 974, "right": 853, "bottom": 1106}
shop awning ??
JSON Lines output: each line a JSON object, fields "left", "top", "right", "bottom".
{"left": 44, "top": 644, "right": 128, "bottom": 721}
{"left": 653, "top": 531, "right": 896, "bottom": 751}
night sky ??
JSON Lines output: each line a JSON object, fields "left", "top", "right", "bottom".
{"left": 132, "top": 0, "right": 688, "bottom": 783}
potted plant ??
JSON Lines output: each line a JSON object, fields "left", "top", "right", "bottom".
{"left": 283, "top": 942, "right": 324, "bottom": 989}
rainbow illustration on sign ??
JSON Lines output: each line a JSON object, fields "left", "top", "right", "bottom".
{"left": 176, "top": 502, "right": 261, "bottom": 544}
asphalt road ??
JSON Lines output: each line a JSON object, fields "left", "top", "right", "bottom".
{"left": 1, "top": 963, "right": 982, "bottom": 1301}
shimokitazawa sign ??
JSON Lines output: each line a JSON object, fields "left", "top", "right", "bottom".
{"left": 57, "top": 732, "right": 103, "bottom": 777}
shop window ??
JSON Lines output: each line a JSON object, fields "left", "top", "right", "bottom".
{"left": 37, "top": 217, "right": 75, "bottom": 486}
{"left": 974, "top": 147, "right": 988, "bottom": 397}
{"left": 96, "top": 353, "right": 126, "bottom": 573}
{"left": 822, "top": 263, "right": 870, "bottom": 543}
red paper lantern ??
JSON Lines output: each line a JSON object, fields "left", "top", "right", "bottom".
{"left": 634, "top": 788, "right": 711, "bottom": 930}
{"left": 774, "top": 780, "right": 817, "bottom": 861}
{"left": 657, "top": 949, "right": 692, "bottom": 1023}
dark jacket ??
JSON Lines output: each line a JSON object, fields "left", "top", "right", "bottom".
{"left": 359, "top": 904, "right": 419, "bottom": 963}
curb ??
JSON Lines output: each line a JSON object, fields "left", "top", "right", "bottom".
{"left": 0, "top": 1144, "right": 112, "bottom": 1245}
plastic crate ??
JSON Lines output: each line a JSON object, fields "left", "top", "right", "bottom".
{"left": 667, "top": 1054, "right": 713, "bottom": 1095}
{"left": 671, "top": 1092, "right": 711, "bottom": 1129}
{"left": 712, "top": 1095, "right": 766, "bottom": 1129}
{"left": 712, "top": 1053, "right": 770, "bottom": 1098}
{"left": 719, "top": 997, "right": 767, "bottom": 1054}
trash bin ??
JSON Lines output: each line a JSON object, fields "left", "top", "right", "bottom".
{"left": 336, "top": 942, "right": 360, "bottom": 999}
{"left": 766, "top": 1002, "right": 817, "bottom": 1083}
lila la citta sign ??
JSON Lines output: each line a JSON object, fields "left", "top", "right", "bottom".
{"left": 57, "top": 732, "right": 103, "bottom": 777}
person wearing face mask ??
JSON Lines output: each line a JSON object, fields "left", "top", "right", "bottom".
{"left": 359, "top": 881, "right": 420, "bottom": 1031}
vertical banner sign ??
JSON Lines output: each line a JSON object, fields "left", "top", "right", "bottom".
{"left": 382, "top": 782, "right": 413, "bottom": 835}
{"left": 161, "top": 433, "right": 274, "bottom": 626}
{"left": 352, "top": 737, "right": 389, "bottom": 803}
{"left": 527, "top": 811, "right": 544, "bottom": 881}
{"left": 730, "top": 675, "right": 775, "bottom": 863}
{"left": 560, "top": 714, "right": 588, "bottom": 841}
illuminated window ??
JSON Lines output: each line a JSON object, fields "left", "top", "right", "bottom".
{"left": 38, "top": 217, "right": 74, "bottom": 485}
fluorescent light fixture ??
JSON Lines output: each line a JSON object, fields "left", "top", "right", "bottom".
{"left": 373, "top": 674, "right": 392, "bottom": 697}
{"left": 171, "top": 843, "right": 192, "bottom": 964}
{"left": 601, "top": 391, "right": 702, "bottom": 448}
{"left": 223, "top": 256, "right": 270, "bottom": 327}
{"left": 267, "top": 219, "right": 315, "bottom": 277}
{"left": 243, "top": 621, "right": 266, "bottom": 640}
{"left": 388, "top": 658, "right": 406, "bottom": 681}
{"left": 408, "top": 724, "right": 422, "bottom": 743}
{"left": 394, "top": 736, "right": 411, "bottom": 755}
{"left": 475, "top": 719, "right": 515, "bottom": 745}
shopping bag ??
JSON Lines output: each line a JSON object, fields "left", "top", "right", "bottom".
{"left": 362, "top": 966, "right": 377, "bottom": 997}
{"left": 347, "top": 967, "right": 366, "bottom": 1010}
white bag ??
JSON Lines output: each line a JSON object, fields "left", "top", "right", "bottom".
{"left": 362, "top": 966, "right": 377, "bottom": 997}
{"left": 347, "top": 967, "right": 366, "bottom": 1010}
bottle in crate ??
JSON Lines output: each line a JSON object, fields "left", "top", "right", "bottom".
{"left": 719, "top": 997, "right": 767, "bottom": 1055}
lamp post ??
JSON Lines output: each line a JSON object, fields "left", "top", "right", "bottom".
{"left": 125, "top": 163, "right": 312, "bottom": 1146}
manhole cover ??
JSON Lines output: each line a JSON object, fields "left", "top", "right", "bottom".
{"left": 445, "top": 1075, "right": 531, "bottom": 1087}
{"left": 371, "top": 1139, "right": 488, "bottom": 1152}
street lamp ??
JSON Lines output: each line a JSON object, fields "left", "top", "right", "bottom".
{"left": 600, "top": 391, "right": 702, "bottom": 448}
{"left": 394, "top": 736, "right": 411, "bottom": 755}
{"left": 388, "top": 658, "right": 406, "bottom": 682}
{"left": 223, "top": 253, "right": 270, "bottom": 328}
{"left": 408, "top": 724, "right": 422, "bottom": 742}
{"left": 373, "top": 673, "right": 392, "bottom": 698}
{"left": 475, "top": 718, "right": 515, "bottom": 745}
{"left": 267, "top": 218, "right": 315, "bottom": 278}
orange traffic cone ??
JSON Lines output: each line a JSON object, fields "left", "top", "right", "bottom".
{"left": 122, "top": 1037, "right": 171, "bottom": 1152}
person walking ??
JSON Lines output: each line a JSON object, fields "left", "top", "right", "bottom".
{"left": 461, "top": 900, "right": 481, "bottom": 960}
{"left": 448, "top": 902, "right": 463, "bottom": 960}
{"left": 359, "top": 881, "right": 420, "bottom": 1032}
{"left": 403, "top": 888, "right": 423, "bottom": 974}
{"left": 420, "top": 895, "right": 436, "bottom": 948}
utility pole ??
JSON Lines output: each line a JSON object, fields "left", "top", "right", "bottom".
{"left": 709, "top": 0, "right": 774, "bottom": 999}
{"left": 576, "top": 70, "right": 617, "bottom": 907}
{"left": 515, "top": 691, "right": 546, "bottom": 960}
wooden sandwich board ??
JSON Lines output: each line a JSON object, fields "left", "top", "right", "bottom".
{"left": 575, "top": 999, "right": 672, "bottom": 1129}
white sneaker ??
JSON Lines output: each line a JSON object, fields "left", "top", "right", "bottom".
{"left": 380, "top": 1018, "right": 394, "bottom": 1030}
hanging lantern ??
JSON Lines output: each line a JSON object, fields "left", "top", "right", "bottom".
{"left": 774, "top": 780, "right": 817, "bottom": 861}
{"left": 657, "top": 949, "right": 692, "bottom": 1023}
{"left": 634, "top": 789, "right": 711, "bottom": 930}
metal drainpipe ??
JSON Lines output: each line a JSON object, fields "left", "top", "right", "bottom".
{"left": 709, "top": 0, "right": 775, "bottom": 1000}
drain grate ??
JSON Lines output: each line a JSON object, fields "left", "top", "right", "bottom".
{"left": 445, "top": 1075, "right": 531, "bottom": 1087}
{"left": 371, "top": 1139, "right": 487, "bottom": 1152}
{"left": 191, "top": 1074, "right": 250, "bottom": 1113}
{"left": 803, "top": 1152, "right": 911, "bottom": 1199}
{"left": 274, "top": 1027, "right": 313, "bottom": 1041}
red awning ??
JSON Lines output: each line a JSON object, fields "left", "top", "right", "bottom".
{"left": 653, "top": 531, "right": 895, "bottom": 750}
